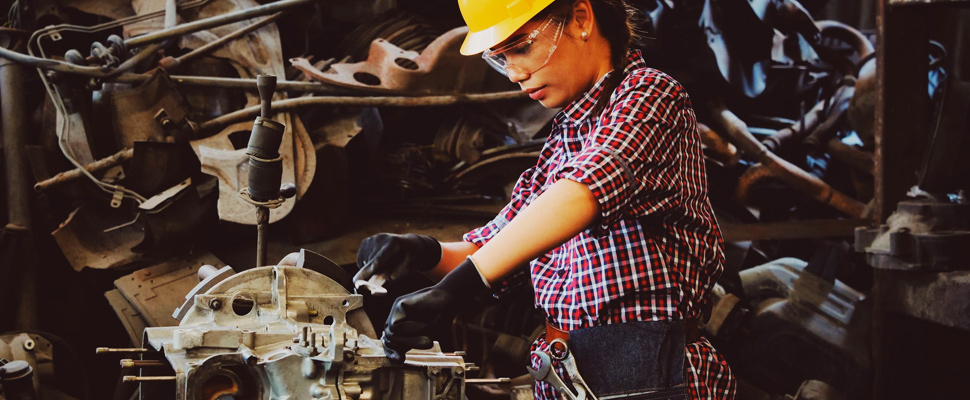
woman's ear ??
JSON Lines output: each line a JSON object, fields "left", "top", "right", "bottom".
{"left": 571, "top": 0, "right": 595, "bottom": 39}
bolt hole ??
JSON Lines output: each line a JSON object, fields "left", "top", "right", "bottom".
{"left": 232, "top": 293, "right": 256, "bottom": 316}
{"left": 394, "top": 58, "right": 419, "bottom": 70}
{"left": 353, "top": 72, "right": 381, "bottom": 86}
{"left": 342, "top": 300, "right": 350, "bottom": 307}
{"left": 323, "top": 316, "right": 335, "bottom": 325}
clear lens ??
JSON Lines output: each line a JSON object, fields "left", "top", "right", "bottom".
{"left": 482, "top": 13, "right": 565, "bottom": 77}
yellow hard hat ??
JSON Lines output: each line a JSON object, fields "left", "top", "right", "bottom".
{"left": 458, "top": 0, "right": 558, "bottom": 55}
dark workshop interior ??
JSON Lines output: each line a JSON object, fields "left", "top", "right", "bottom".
{"left": 1, "top": 0, "right": 969, "bottom": 399}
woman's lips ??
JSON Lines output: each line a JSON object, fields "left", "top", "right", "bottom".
{"left": 526, "top": 86, "right": 546, "bottom": 100}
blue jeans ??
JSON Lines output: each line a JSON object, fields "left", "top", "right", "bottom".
{"left": 568, "top": 321, "right": 688, "bottom": 399}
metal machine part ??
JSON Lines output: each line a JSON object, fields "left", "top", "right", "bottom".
{"left": 291, "top": 26, "right": 491, "bottom": 95}
{"left": 138, "top": 265, "right": 469, "bottom": 399}
{"left": 0, "top": 333, "right": 78, "bottom": 400}
{"left": 704, "top": 258, "right": 871, "bottom": 398}
{"left": 856, "top": 200, "right": 970, "bottom": 271}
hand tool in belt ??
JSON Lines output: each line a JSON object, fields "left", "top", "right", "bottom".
{"left": 527, "top": 339, "right": 598, "bottom": 400}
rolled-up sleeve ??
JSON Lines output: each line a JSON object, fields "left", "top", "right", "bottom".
{"left": 556, "top": 74, "right": 686, "bottom": 234}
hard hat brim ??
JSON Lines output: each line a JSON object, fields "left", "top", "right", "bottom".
{"left": 459, "top": 12, "right": 541, "bottom": 56}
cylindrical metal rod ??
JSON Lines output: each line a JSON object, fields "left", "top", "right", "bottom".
{"left": 124, "top": 0, "right": 314, "bottom": 48}
{"left": 465, "top": 378, "right": 513, "bottom": 384}
{"left": 256, "top": 207, "right": 269, "bottom": 268}
{"left": 165, "top": 0, "right": 178, "bottom": 29}
{"left": 34, "top": 148, "right": 134, "bottom": 192}
{"left": 1, "top": 37, "right": 37, "bottom": 332}
{"left": 122, "top": 376, "right": 177, "bottom": 382}
{"left": 96, "top": 347, "right": 149, "bottom": 354}
{"left": 170, "top": 13, "right": 282, "bottom": 69}
{"left": 1, "top": 43, "right": 31, "bottom": 229}
{"left": 198, "top": 91, "right": 529, "bottom": 133}
{"left": 108, "top": 74, "right": 355, "bottom": 95}
{"left": 120, "top": 359, "right": 167, "bottom": 368}
{"left": 257, "top": 75, "right": 276, "bottom": 119}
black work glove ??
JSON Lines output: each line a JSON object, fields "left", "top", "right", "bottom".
{"left": 382, "top": 258, "right": 488, "bottom": 363}
{"left": 354, "top": 233, "right": 442, "bottom": 286}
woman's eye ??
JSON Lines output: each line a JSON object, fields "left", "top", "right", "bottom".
{"left": 510, "top": 43, "right": 532, "bottom": 56}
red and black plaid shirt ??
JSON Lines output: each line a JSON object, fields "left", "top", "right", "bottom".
{"left": 464, "top": 51, "right": 736, "bottom": 399}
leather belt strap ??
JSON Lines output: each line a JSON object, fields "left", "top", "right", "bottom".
{"left": 545, "top": 320, "right": 702, "bottom": 344}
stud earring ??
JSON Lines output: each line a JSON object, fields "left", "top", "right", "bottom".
{"left": 581, "top": 31, "right": 588, "bottom": 40}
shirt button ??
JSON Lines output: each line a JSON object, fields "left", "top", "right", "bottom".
{"left": 557, "top": 269, "right": 566, "bottom": 276}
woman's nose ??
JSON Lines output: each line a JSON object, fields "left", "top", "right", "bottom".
{"left": 507, "top": 67, "right": 530, "bottom": 83}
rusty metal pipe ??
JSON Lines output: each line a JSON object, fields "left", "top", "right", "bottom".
{"left": 33, "top": 148, "right": 134, "bottom": 192}
{"left": 124, "top": 0, "right": 314, "bottom": 48}
{"left": 802, "top": 84, "right": 856, "bottom": 153}
{"left": 817, "top": 20, "right": 875, "bottom": 59}
{"left": 1, "top": 34, "right": 37, "bottom": 331}
{"left": 826, "top": 138, "right": 874, "bottom": 175}
{"left": 712, "top": 102, "right": 867, "bottom": 217}
{"left": 1, "top": 41, "right": 31, "bottom": 229}
{"left": 198, "top": 91, "right": 529, "bottom": 133}
{"left": 697, "top": 122, "right": 740, "bottom": 166}
{"left": 107, "top": 74, "right": 354, "bottom": 95}
{"left": 163, "top": 13, "right": 283, "bottom": 71}
{"left": 762, "top": 99, "right": 826, "bottom": 152}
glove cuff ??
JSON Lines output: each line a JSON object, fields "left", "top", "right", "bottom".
{"left": 410, "top": 234, "right": 442, "bottom": 272}
{"left": 435, "top": 257, "right": 489, "bottom": 297}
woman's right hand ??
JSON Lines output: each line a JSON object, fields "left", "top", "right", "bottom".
{"left": 353, "top": 233, "right": 442, "bottom": 287}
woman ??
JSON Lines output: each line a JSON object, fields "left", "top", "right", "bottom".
{"left": 353, "top": 0, "right": 737, "bottom": 398}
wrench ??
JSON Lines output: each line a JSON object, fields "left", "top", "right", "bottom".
{"left": 528, "top": 351, "right": 587, "bottom": 400}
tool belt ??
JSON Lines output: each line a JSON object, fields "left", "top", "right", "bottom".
{"left": 542, "top": 320, "right": 691, "bottom": 399}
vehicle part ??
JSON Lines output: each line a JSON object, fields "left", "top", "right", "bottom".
{"left": 178, "top": 0, "right": 314, "bottom": 225}
{"left": 110, "top": 251, "right": 228, "bottom": 332}
{"left": 291, "top": 27, "right": 491, "bottom": 95}
{"left": 708, "top": 101, "right": 867, "bottom": 217}
{"left": 706, "top": 258, "right": 871, "bottom": 398}
{"left": 105, "top": 70, "right": 196, "bottom": 148}
{"left": 137, "top": 264, "right": 469, "bottom": 399}
{"left": 240, "top": 74, "right": 296, "bottom": 268}
{"left": 197, "top": 90, "right": 527, "bottom": 132}
{"left": 160, "top": 13, "right": 284, "bottom": 72}
{"left": 0, "top": 333, "right": 77, "bottom": 400}
{"left": 0, "top": 0, "right": 313, "bottom": 76}
{"left": 336, "top": 11, "right": 441, "bottom": 62}
{"left": 33, "top": 148, "right": 134, "bottom": 193}
{"left": 108, "top": 73, "right": 356, "bottom": 95}
{"left": 856, "top": 200, "right": 970, "bottom": 271}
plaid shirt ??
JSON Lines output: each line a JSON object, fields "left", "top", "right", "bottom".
{"left": 464, "top": 51, "right": 736, "bottom": 399}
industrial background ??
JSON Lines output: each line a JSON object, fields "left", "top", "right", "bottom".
{"left": 0, "top": 0, "right": 968, "bottom": 399}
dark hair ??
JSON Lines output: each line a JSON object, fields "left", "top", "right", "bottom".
{"left": 539, "top": 0, "right": 640, "bottom": 117}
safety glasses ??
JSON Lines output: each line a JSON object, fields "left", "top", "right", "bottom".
{"left": 482, "top": 12, "right": 566, "bottom": 77}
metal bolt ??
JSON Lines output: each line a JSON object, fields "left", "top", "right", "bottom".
{"left": 209, "top": 299, "right": 222, "bottom": 310}
{"left": 310, "top": 384, "right": 330, "bottom": 399}
{"left": 23, "top": 339, "right": 35, "bottom": 351}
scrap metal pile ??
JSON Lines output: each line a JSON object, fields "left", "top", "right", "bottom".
{"left": 0, "top": 0, "right": 952, "bottom": 399}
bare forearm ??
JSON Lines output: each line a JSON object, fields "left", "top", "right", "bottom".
{"left": 424, "top": 241, "right": 479, "bottom": 281}
{"left": 473, "top": 179, "right": 599, "bottom": 283}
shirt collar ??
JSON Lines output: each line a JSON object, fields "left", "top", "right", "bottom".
{"left": 557, "top": 50, "right": 648, "bottom": 125}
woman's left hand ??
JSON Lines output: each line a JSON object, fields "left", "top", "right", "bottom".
{"left": 382, "top": 258, "right": 488, "bottom": 363}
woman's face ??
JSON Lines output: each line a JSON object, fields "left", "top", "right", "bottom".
{"left": 492, "top": 1, "right": 612, "bottom": 108}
